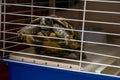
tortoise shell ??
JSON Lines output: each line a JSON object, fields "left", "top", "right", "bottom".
{"left": 18, "top": 16, "right": 86, "bottom": 60}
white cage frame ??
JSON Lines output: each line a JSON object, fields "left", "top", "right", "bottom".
{"left": 0, "top": 0, "right": 120, "bottom": 78}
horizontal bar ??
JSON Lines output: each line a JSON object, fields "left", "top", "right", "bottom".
{"left": 86, "top": 0, "right": 120, "bottom": 4}
{"left": 0, "top": 49, "right": 79, "bottom": 62}
{"left": 1, "top": 29, "right": 120, "bottom": 49}
{"left": 2, "top": 39, "right": 119, "bottom": 59}
{"left": 8, "top": 1, "right": 72, "bottom": 5}
{"left": 82, "top": 60, "right": 120, "bottom": 70}
{"left": 0, "top": 31, "right": 82, "bottom": 43}
{"left": 1, "top": 30, "right": 120, "bottom": 48}
{"left": 2, "top": 12, "right": 120, "bottom": 26}
{"left": 1, "top": 21, "right": 120, "bottom": 37}
{"left": 1, "top": 12, "right": 83, "bottom": 22}
{"left": 0, "top": 40, "right": 81, "bottom": 53}
{"left": 9, "top": 18, "right": 31, "bottom": 23}
{"left": 1, "top": 22, "right": 83, "bottom": 32}
{"left": 1, "top": 12, "right": 39, "bottom": 18}
{"left": 1, "top": 27, "right": 120, "bottom": 48}
{"left": 5, "top": 36, "right": 18, "bottom": 40}
{"left": 84, "top": 41, "right": 120, "bottom": 48}
{"left": 3, "top": 31, "right": 120, "bottom": 49}
{"left": 12, "top": 9, "right": 46, "bottom": 14}
{"left": 6, "top": 27, "right": 21, "bottom": 32}
{"left": 1, "top": 37, "right": 120, "bottom": 60}
{"left": 4, "top": 44, "right": 19, "bottom": 49}
{"left": 1, "top": 3, "right": 84, "bottom": 12}
{"left": 82, "top": 50, "right": 120, "bottom": 59}
{"left": 1, "top": 48, "right": 120, "bottom": 69}
{"left": 2, "top": 48, "right": 120, "bottom": 69}
{"left": 86, "top": 10, "right": 120, "bottom": 15}
{"left": 84, "top": 30, "right": 120, "bottom": 36}
{"left": 0, "top": 38, "right": 120, "bottom": 60}
{"left": 85, "top": 20, "right": 120, "bottom": 26}
{"left": 0, "top": 35, "right": 120, "bottom": 59}
{"left": 2, "top": 3, "right": 120, "bottom": 15}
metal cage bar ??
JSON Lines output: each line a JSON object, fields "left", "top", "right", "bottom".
{"left": 0, "top": 0, "right": 120, "bottom": 78}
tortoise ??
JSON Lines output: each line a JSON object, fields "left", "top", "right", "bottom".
{"left": 18, "top": 16, "right": 87, "bottom": 60}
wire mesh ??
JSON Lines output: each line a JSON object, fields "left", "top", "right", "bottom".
{"left": 0, "top": 0, "right": 120, "bottom": 78}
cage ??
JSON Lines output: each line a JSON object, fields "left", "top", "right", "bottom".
{"left": 0, "top": 0, "right": 120, "bottom": 80}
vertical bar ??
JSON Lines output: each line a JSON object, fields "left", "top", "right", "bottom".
{"left": 49, "top": 0, "right": 56, "bottom": 15}
{"left": 0, "top": 0, "right": 2, "bottom": 60}
{"left": 3, "top": 0, "right": 6, "bottom": 58}
{"left": 79, "top": 0, "right": 87, "bottom": 70}
{"left": 31, "top": 0, "right": 33, "bottom": 21}
{"left": 0, "top": 0, "right": 2, "bottom": 39}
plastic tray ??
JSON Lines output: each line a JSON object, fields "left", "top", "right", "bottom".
{"left": 3, "top": 60, "right": 120, "bottom": 80}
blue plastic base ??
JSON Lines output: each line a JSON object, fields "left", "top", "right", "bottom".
{"left": 4, "top": 60, "right": 120, "bottom": 80}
